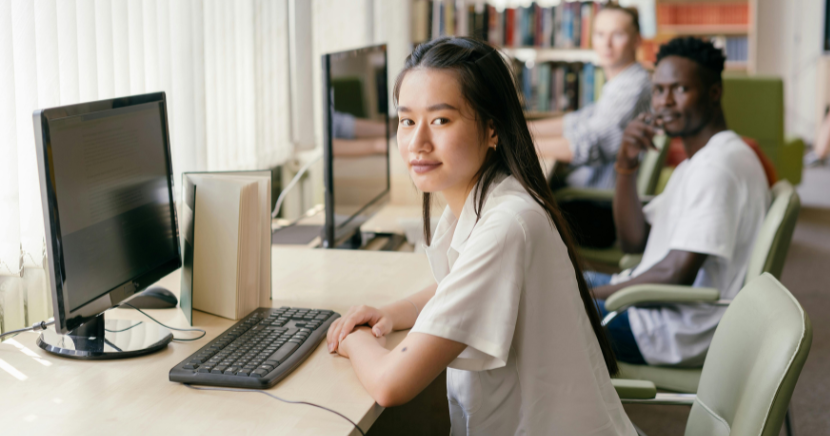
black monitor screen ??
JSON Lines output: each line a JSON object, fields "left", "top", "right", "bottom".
{"left": 326, "top": 45, "right": 390, "bottom": 235}
{"left": 47, "top": 102, "right": 178, "bottom": 312}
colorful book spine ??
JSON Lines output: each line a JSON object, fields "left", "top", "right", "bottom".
{"left": 581, "top": 63, "right": 595, "bottom": 107}
{"left": 505, "top": 8, "right": 515, "bottom": 47}
{"left": 580, "top": 2, "right": 592, "bottom": 49}
{"left": 657, "top": 3, "right": 749, "bottom": 26}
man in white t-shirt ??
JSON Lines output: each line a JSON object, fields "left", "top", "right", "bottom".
{"left": 590, "top": 37, "right": 770, "bottom": 367}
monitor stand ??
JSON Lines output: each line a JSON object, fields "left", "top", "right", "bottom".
{"left": 36, "top": 313, "right": 173, "bottom": 360}
{"left": 334, "top": 229, "right": 405, "bottom": 251}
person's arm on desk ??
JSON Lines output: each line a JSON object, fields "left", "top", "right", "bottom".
{"left": 325, "top": 283, "right": 463, "bottom": 408}
{"left": 335, "top": 327, "right": 466, "bottom": 408}
{"left": 326, "top": 283, "right": 437, "bottom": 351}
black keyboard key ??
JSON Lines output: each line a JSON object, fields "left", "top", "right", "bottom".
{"left": 236, "top": 369, "right": 250, "bottom": 376}
{"left": 197, "top": 366, "right": 214, "bottom": 374}
{"left": 251, "top": 369, "right": 267, "bottom": 377}
{"left": 224, "top": 367, "right": 238, "bottom": 375}
{"left": 183, "top": 363, "right": 199, "bottom": 370}
{"left": 266, "top": 342, "right": 300, "bottom": 364}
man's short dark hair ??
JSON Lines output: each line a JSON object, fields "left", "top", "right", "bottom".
{"left": 600, "top": 3, "right": 641, "bottom": 35}
{"left": 656, "top": 37, "right": 726, "bottom": 85}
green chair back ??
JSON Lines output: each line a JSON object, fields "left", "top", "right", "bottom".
{"left": 721, "top": 76, "right": 784, "bottom": 174}
{"left": 636, "top": 134, "right": 670, "bottom": 197}
{"left": 745, "top": 181, "right": 801, "bottom": 282}
{"left": 722, "top": 76, "right": 803, "bottom": 184}
{"left": 686, "top": 273, "right": 812, "bottom": 436}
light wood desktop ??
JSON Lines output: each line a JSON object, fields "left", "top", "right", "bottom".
{"left": 0, "top": 248, "right": 434, "bottom": 436}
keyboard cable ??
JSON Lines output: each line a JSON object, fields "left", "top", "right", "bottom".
{"left": 183, "top": 384, "right": 366, "bottom": 436}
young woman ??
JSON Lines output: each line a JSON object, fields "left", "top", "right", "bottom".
{"left": 326, "top": 37, "right": 636, "bottom": 436}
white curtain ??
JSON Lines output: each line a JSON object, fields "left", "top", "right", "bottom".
{"left": 0, "top": 0, "right": 292, "bottom": 332}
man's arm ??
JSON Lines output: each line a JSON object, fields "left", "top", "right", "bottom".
{"left": 528, "top": 116, "right": 564, "bottom": 137}
{"left": 535, "top": 136, "right": 573, "bottom": 162}
{"left": 592, "top": 250, "right": 708, "bottom": 300}
{"left": 613, "top": 114, "right": 658, "bottom": 252}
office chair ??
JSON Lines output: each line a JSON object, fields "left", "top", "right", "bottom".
{"left": 612, "top": 273, "right": 812, "bottom": 436}
{"left": 604, "top": 180, "right": 802, "bottom": 435}
{"left": 552, "top": 135, "right": 670, "bottom": 270}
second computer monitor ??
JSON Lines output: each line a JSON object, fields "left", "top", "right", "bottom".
{"left": 322, "top": 44, "right": 390, "bottom": 248}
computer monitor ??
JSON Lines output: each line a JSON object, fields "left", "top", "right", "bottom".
{"left": 321, "top": 44, "right": 390, "bottom": 249}
{"left": 33, "top": 92, "right": 181, "bottom": 359}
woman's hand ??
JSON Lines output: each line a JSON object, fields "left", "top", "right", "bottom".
{"left": 327, "top": 305, "right": 395, "bottom": 353}
{"left": 336, "top": 326, "right": 386, "bottom": 358}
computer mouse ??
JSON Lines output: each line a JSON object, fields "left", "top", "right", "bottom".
{"left": 125, "top": 286, "right": 178, "bottom": 309}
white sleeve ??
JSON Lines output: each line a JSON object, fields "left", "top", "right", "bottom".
{"left": 668, "top": 166, "right": 742, "bottom": 260}
{"left": 411, "top": 211, "right": 529, "bottom": 371}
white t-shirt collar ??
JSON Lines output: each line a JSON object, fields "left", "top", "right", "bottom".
{"left": 685, "top": 130, "right": 739, "bottom": 163}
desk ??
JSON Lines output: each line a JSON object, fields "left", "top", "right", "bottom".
{"left": 0, "top": 248, "right": 434, "bottom": 436}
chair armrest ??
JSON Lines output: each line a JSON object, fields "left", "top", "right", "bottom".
{"left": 618, "top": 254, "right": 643, "bottom": 271}
{"left": 605, "top": 285, "right": 720, "bottom": 312}
{"left": 612, "top": 379, "right": 656, "bottom": 400}
{"left": 621, "top": 392, "right": 696, "bottom": 406}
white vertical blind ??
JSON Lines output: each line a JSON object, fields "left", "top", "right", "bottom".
{"left": 0, "top": 0, "right": 293, "bottom": 330}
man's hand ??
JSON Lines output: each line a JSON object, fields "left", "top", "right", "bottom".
{"left": 617, "top": 113, "right": 662, "bottom": 170}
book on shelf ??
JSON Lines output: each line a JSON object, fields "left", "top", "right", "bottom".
{"left": 180, "top": 171, "right": 272, "bottom": 323}
{"left": 725, "top": 36, "right": 748, "bottom": 63}
{"left": 411, "top": 1, "right": 604, "bottom": 49}
{"left": 520, "top": 61, "right": 605, "bottom": 114}
{"left": 657, "top": 2, "right": 749, "bottom": 27}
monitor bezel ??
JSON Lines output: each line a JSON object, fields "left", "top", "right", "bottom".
{"left": 321, "top": 44, "right": 391, "bottom": 248}
{"left": 33, "top": 92, "right": 182, "bottom": 334}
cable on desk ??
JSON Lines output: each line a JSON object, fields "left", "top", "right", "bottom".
{"left": 183, "top": 384, "right": 366, "bottom": 436}
{"left": 0, "top": 318, "right": 54, "bottom": 341}
{"left": 105, "top": 321, "right": 144, "bottom": 333}
{"left": 121, "top": 303, "right": 206, "bottom": 342}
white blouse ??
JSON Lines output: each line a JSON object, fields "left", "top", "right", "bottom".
{"left": 411, "top": 175, "right": 636, "bottom": 436}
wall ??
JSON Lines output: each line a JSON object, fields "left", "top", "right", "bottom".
{"left": 756, "top": 0, "right": 827, "bottom": 143}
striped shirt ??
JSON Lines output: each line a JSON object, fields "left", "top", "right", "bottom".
{"left": 562, "top": 63, "right": 652, "bottom": 189}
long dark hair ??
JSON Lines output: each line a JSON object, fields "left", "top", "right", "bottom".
{"left": 393, "top": 37, "right": 618, "bottom": 376}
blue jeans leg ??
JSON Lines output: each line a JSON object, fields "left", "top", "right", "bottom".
{"left": 594, "top": 299, "right": 647, "bottom": 365}
{"left": 584, "top": 271, "right": 613, "bottom": 288}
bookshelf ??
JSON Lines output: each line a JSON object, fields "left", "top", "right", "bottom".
{"left": 659, "top": 24, "right": 749, "bottom": 35}
{"left": 409, "top": 0, "right": 608, "bottom": 114}
{"left": 651, "top": 0, "right": 754, "bottom": 72}
{"left": 501, "top": 48, "right": 598, "bottom": 64}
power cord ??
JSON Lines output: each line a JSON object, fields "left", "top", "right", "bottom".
{"left": 0, "top": 318, "right": 54, "bottom": 341}
{"left": 121, "top": 302, "right": 206, "bottom": 342}
{"left": 183, "top": 384, "right": 366, "bottom": 436}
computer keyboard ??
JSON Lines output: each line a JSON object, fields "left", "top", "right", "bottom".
{"left": 169, "top": 306, "right": 340, "bottom": 389}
